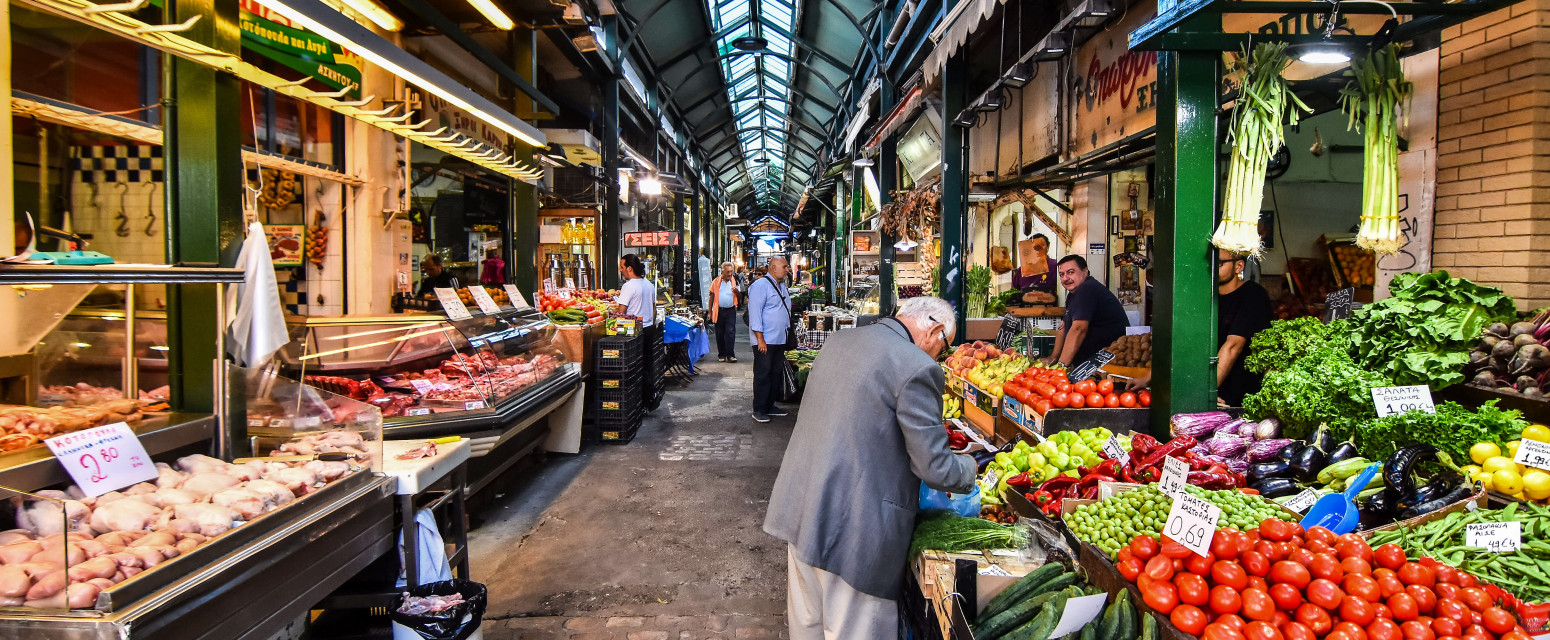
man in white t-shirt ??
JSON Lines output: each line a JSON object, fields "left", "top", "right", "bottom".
{"left": 615, "top": 254, "right": 656, "bottom": 326}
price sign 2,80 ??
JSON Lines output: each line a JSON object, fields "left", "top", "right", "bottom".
{"left": 1165, "top": 493, "right": 1222, "bottom": 557}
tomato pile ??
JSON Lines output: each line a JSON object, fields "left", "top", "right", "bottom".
{"left": 1112, "top": 518, "right": 1534, "bottom": 640}
{"left": 1002, "top": 368, "right": 1151, "bottom": 415}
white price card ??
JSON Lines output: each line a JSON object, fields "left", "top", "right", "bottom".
{"left": 1371, "top": 385, "right": 1436, "bottom": 418}
{"left": 565, "top": 277, "right": 576, "bottom": 289}
{"left": 433, "top": 287, "right": 473, "bottom": 320}
{"left": 1047, "top": 593, "right": 1110, "bottom": 638}
{"left": 409, "top": 379, "right": 433, "bottom": 394}
{"left": 502, "top": 285, "right": 530, "bottom": 309}
{"left": 1165, "top": 492, "right": 1222, "bottom": 557}
{"left": 1103, "top": 436, "right": 1127, "bottom": 462}
{"left": 1516, "top": 439, "right": 1550, "bottom": 472}
{"left": 463, "top": 400, "right": 486, "bottom": 410}
{"left": 406, "top": 408, "right": 431, "bottom": 417}
{"left": 45, "top": 422, "right": 157, "bottom": 497}
{"left": 1284, "top": 489, "right": 1320, "bottom": 514}
{"left": 1466, "top": 521, "right": 1521, "bottom": 553}
{"left": 467, "top": 287, "right": 501, "bottom": 314}
{"left": 1160, "top": 456, "right": 1189, "bottom": 497}
{"left": 979, "top": 564, "right": 1014, "bottom": 577}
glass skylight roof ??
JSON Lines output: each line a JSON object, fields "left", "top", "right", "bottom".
{"left": 706, "top": 0, "right": 800, "bottom": 208}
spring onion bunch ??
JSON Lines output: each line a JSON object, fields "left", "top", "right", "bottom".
{"left": 1342, "top": 44, "right": 1413, "bottom": 255}
{"left": 1213, "top": 42, "right": 1309, "bottom": 256}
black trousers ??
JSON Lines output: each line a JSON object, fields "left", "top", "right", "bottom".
{"left": 715, "top": 308, "right": 738, "bottom": 359}
{"left": 752, "top": 343, "right": 787, "bottom": 415}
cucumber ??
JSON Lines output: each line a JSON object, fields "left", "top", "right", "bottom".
{"left": 1079, "top": 620, "right": 1098, "bottom": 640}
{"left": 1095, "top": 593, "right": 1121, "bottom": 640}
{"left": 1138, "top": 611, "right": 1158, "bottom": 640}
{"left": 971, "top": 590, "right": 1061, "bottom": 640}
{"left": 979, "top": 564, "right": 1065, "bottom": 620}
{"left": 1114, "top": 590, "right": 1137, "bottom": 640}
{"left": 1003, "top": 587, "right": 1075, "bottom": 640}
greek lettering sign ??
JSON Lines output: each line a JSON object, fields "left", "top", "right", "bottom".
{"left": 1072, "top": 0, "right": 1159, "bottom": 156}
{"left": 240, "top": 0, "right": 363, "bottom": 99}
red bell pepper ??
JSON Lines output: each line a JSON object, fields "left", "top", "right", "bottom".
{"left": 1006, "top": 472, "right": 1033, "bottom": 489}
{"left": 1030, "top": 490, "right": 1055, "bottom": 507}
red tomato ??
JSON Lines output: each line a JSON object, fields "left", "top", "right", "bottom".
{"left": 1305, "top": 526, "right": 1338, "bottom": 547}
{"left": 1244, "top": 621, "right": 1284, "bottom": 640}
{"left": 1033, "top": 399, "right": 1051, "bottom": 414}
{"left": 1375, "top": 602, "right": 1393, "bottom": 620}
{"left": 1119, "top": 392, "right": 1138, "bottom": 407}
{"left": 1435, "top": 566, "right": 1460, "bottom": 586}
{"left": 1306, "top": 540, "right": 1335, "bottom": 556}
{"left": 1117, "top": 557, "right": 1144, "bottom": 581}
{"left": 1241, "top": 588, "right": 1275, "bottom": 622}
{"left": 1086, "top": 392, "right": 1105, "bottom": 407}
{"left": 1131, "top": 535, "right": 1161, "bottom": 561}
{"left": 1118, "top": 547, "right": 1135, "bottom": 564}
{"left": 1378, "top": 573, "right": 1408, "bottom": 599}
{"left": 1269, "top": 583, "right": 1303, "bottom": 612}
{"left": 1343, "top": 556, "right": 1375, "bottom": 577}
{"left": 1368, "top": 619, "right": 1404, "bottom": 640}
{"left": 1142, "top": 578, "right": 1179, "bottom": 614}
{"left": 1433, "top": 599, "right": 1470, "bottom": 624}
{"left": 1375, "top": 544, "right": 1408, "bottom": 571}
{"left": 1342, "top": 595, "right": 1378, "bottom": 626}
{"left": 1434, "top": 583, "right": 1458, "bottom": 601}
{"left": 1177, "top": 573, "right": 1211, "bottom": 606}
{"left": 1171, "top": 604, "right": 1209, "bottom": 634}
{"left": 1406, "top": 586, "right": 1437, "bottom": 615}
{"left": 1501, "top": 631, "right": 1533, "bottom": 640}
{"left": 1337, "top": 536, "right": 1376, "bottom": 563}
{"left": 1399, "top": 563, "right": 1437, "bottom": 589}
{"left": 1308, "top": 578, "right": 1346, "bottom": 610}
{"left": 1213, "top": 561, "right": 1250, "bottom": 591}
{"left": 1296, "top": 602, "right": 1334, "bottom": 635}
{"left": 1283, "top": 621, "right": 1317, "bottom": 640}
{"left": 1260, "top": 519, "right": 1295, "bottom": 542}
{"left": 1247, "top": 576, "right": 1269, "bottom": 593}
{"left": 1346, "top": 575, "right": 1383, "bottom": 603}
{"left": 1333, "top": 622, "right": 1368, "bottom": 639}
{"left": 1104, "top": 393, "right": 1121, "bottom": 408}
{"left": 1138, "top": 390, "right": 1151, "bottom": 406}
{"left": 1162, "top": 540, "right": 1195, "bottom": 559}
{"left": 1173, "top": 557, "right": 1186, "bottom": 573}
{"left": 1269, "top": 561, "right": 1312, "bottom": 589}
{"left": 1289, "top": 548, "right": 1317, "bottom": 568}
{"left": 1213, "top": 530, "right": 1242, "bottom": 561}
{"left": 1481, "top": 607, "right": 1515, "bottom": 634}
{"left": 1400, "top": 620, "right": 1436, "bottom": 640}
{"left": 1187, "top": 552, "right": 1217, "bottom": 576}
{"left": 1211, "top": 585, "right": 1244, "bottom": 615}
{"left": 1455, "top": 588, "right": 1491, "bottom": 612}
{"left": 1098, "top": 379, "right": 1115, "bottom": 395}
{"left": 1203, "top": 623, "right": 1247, "bottom": 640}
{"left": 1068, "top": 393, "right": 1086, "bottom": 408}
{"left": 1073, "top": 379, "right": 1096, "bottom": 394}
{"left": 1455, "top": 573, "right": 1476, "bottom": 589}
{"left": 1431, "top": 617, "right": 1463, "bottom": 637}
{"left": 1241, "top": 551, "right": 1270, "bottom": 577}
{"left": 1051, "top": 391, "right": 1071, "bottom": 408}
{"left": 1055, "top": 381, "right": 1072, "bottom": 393}
{"left": 1217, "top": 614, "right": 1247, "bottom": 629}
{"left": 1310, "top": 553, "right": 1346, "bottom": 582}
{"left": 1325, "top": 630, "right": 1357, "bottom": 640}
{"left": 1388, "top": 592, "right": 1420, "bottom": 621}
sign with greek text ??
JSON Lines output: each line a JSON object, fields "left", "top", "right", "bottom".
{"left": 1103, "top": 436, "right": 1127, "bottom": 463}
{"left": 502, "top": 285, "right": 530, "bottom": 309}
{"left": 468, "top": 286, "right": 501, "bottom": 314}
{"left": 1371, "top": 385, "right": 1435, "bottom": 418}
{"left": 1284, "top": 489, "right": 1320, "bottom": 514}
{"left": 1466, "top": 522, "right": 1520, "bottom": 553}
{"left": 1160, "top": 455, "right": 1188, "bottom": 498}
{"left": 45, "top": 423, "right": 157, "bottom": 497}
{"left": 433, "top": 288, "right": 473, "bottom": 320}
{"left": 1514, "top": 439, "right": 1550, "bottom": 472}
{"left": 1067, "top": 350, "right": 1116, "bottom": 383}
{"left": 1165, "top": 492, "right": 1221, "bottom": 557}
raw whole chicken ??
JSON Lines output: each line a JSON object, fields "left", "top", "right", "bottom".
{"left": 304, "top": 460, "right": 350, "bottom": 482}
{"left": 209, "top": 489, "right": 266, "bottom": 520}
{"left": 179, "top": 473, "right": 241, "bottom": 497}
{"left": 88, "top": 498, "right": 160, "bottom": 535}
{"left": 170, "top": 504, "right": 239, "bottom": 537}
{"left": 241, "top": 479, "right": 295, "bottom": 508}
{"left": 175, "top": 454, "right": 229, "bottom": 475}
{"left": 155, "top": 463, "right": 184, "bottom": 489}
{"left": 15, "top": 494, "right": 90, "bottom": 537}
{"left": 268, "top": 467, "right": 321, "bottom": 495}
{"left": 142, "top": 487, "right": 202, "bottom": 509}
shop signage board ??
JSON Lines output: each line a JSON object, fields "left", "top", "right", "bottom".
{"left": 262, "top": 224, "right": 305, "bottom": 267}
{"left": 433, "top": 288, "right": 473, "bottom": 320}
{"left": 415, "top": 90, "right": 510, "bottom": 152}
{"left": 239, "top": 0, "right": 362, "bottom": 99}
{"left": 624, "top": 231, "right": 680, "bottom": 247}
{"left": 1071, "top": 0, "right": 1159, "bottom": 157}
{"left": 1371, "top": 385, "right": 1436, "bottom": 418}
{"left": 45, "top": 423, "right": 157, "bottom": 497}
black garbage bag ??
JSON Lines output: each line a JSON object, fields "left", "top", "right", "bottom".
{"left": 389, "top": 579, "right": 488, "bottom": 640}
{"left": 779, "top": 358, "right": 803, "bottom": 403}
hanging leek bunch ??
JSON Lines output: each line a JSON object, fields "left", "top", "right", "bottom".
{"left": 1214, "top": 42, "right": 1309, "bottom": 256}
{"left": 1342, "top": 44, "right": 1413, "bottom": 255}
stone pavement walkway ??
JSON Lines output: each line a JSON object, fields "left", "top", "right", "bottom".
{"left": 488, "top": 613, "right": 788, "bottom": 639}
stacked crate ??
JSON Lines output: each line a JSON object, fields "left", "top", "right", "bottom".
{"left": 590, "top": 334, "right": 644, "bottom": 443}
{"left": 644, "top": 323, "right": 666, "bottom": 410}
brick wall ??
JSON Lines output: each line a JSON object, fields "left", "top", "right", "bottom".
{"left": 1433, "top": 0, "right": 1550, "bottom": 311}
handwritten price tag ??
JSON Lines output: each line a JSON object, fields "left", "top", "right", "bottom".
{"left": 409, "top": 379, "right": 433, "bottom": 394}
{"left": 467, "top": 287, "right": 501, "bottom": 314}
{"left": 502, "top": 285, "right": 530, "bottom": 309}
{"left": 1516, "top": 439, "right": 1550, "bottom": 472}
{"left": 406, "top": 408, "right": 431, "bottom": 417}
{"left": 1047, "top": 593, "right": 1110, "bottom": 638}
{"left": 44, "top": 423, "right": 157, "bottom": 497}
{"left": 1284, "top": 489, "right": 1320, "bottom": 514}
{"left": 1466, "top": 522, "right": 1521, "bottom": 553}
{"left": 433, "top": 288, "right": 473, "bottom": 320}
{"left": 1103, "top": 436, "right": 1127, "bottom": 462}
{"left": 1160, "top": 456, "right": 1189, "bottom": 497}
{"left": 1165, "top": 492, "right": 1222, "bottom": 557}
{"left": 463, "top": 400, "right": 486, "bottom": 410}
{"left": 1371, "top": 385, "right": 1436, "bottom": 418}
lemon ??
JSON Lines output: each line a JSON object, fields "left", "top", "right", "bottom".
{"left": 1474, "top": 472, "right": 1496, "bottom": 492}
{"left": 1463, "top": 465, "right": 1483, "bottom": 477}
{"left": 1483, "top": 456, "right": 1516, "bottom": 474}
{"left": 1494, "top": 469, "right": 1525, "bottom": 495}
{"left": 1523, "top": 424, "right": 1550, "bottom": 443}
{"left": 1522, "top": 470, "right": 1550, "bottom": 500}
{"left": 1471, "top": 442, "right": 1503, "bottom": 465}
{"left": 1507, "top": 440, "right": 1522, "bottom": 458}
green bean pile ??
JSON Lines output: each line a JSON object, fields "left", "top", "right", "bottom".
{"left": 1368, "top": 502, "right": 1550, "bottom": 603}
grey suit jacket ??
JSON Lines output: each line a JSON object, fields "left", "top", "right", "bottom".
{"left": 762, "top": 318, "right": 977, "bottom": 600}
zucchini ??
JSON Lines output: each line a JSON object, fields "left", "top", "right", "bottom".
{"left": 1095, "top": 594, "right": 1121, "bottom": 640}
{"left": 979, "top": 563, "right": 1065, "bottom": 620}
{"left": 1079, "top": 620, "right": 1097, "bottom": 640}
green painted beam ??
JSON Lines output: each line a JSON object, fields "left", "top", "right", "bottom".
{"left": 1151, "top": 38, "right": 1222, "bottom": 433}
{"left": 600, "top": 16, "right": 622, "bottom": 289}
{"left": 879, "top": 138, "right": 898, "bottom": 316}
{"left": 939, "top": 50, "right": 968, "bottom": 342}
{"left": 164, "top": 0, "right": 241, "bottom": 415}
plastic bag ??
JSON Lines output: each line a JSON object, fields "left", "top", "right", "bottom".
{"left": 778, "top": 358, "right": 802, "bottom": 403}
{"left": 389, "top": 579, "right": 488, "bottom": 640}
{"left": 919, "top": 481, "right": 981, "bottom": 518}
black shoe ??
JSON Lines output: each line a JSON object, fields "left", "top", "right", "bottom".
{"left": 768, "top": 409, "right": 790, "bottom": 417}
{"left": 752, "top": 413, "right": 771, "bottom": 423}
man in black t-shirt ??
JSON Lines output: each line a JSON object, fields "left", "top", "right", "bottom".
{"left": 1216, "top": 249, "right": 1273, "bottom": 405}
{"left": 1047, "top": 255, "right": 1130, "bottom": 367}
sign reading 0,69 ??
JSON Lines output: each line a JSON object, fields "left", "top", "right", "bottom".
{"left": 623, "top": 231, "right": 680, "bottom": 248}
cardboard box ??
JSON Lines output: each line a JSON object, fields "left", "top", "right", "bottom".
{"left": 963, "top": 404, "right": 998, "bottom": 445}
{"left": 962, "top": 380, "right": 999, "bottom": 414}
{"left": 550, "top": 323, "right": 603, "bottom": 372}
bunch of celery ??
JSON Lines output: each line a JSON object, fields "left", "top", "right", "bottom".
{"left": 1342, "top": 44, "right": 1413, "bottom": 255}
{"left": 1214, "top": 42, "right": 1309, "bottom": 256}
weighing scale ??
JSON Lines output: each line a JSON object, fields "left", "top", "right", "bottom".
{"left": 30, "top": 226, "right": 114, "bottom": 265}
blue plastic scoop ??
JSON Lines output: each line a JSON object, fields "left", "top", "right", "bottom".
{"left": 1299, "top": 462, "right": 1382, "bottom": 534}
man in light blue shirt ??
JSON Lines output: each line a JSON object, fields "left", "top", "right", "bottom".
{"left": 747, "top": 256, "right": 791, "bottom": 423}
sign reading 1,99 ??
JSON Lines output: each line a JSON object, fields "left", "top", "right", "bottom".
{"left": 623, "top": 231, "right": 681, "bottom": 247}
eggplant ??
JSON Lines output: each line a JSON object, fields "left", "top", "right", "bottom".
{"left": 1383, "top": 444, "right": 1438, "bottom": 499}
{"left": 1289, "top": 445, "right": 1329, "bottom": 484}
{"left": 1277, "top": 441, "right": 1305, "bottom": 463}
{"left": 1359, "top": 490, "right": 1399, "bottom": 528}
{"left": 1247, "top": 460, "right": 1294, "bottom": 484}
{"left": 1309, "top": 424, "right": 1335, "bottom": 453}
{"left": 1395, "top": 472, "right": 1463, "bottom": 512}
{"left": 1397, "top": 485, "right": 1475, "bottom": 519}
{"left": 1326, "top": 440, "right": 1360, "bottom": 466}
{"left": 1250, "top": 478, "right": 1302, "bottom": 499}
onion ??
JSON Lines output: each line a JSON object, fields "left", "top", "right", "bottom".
{"left": 1253, "top": 418, "right": 1281, "bottom": 441}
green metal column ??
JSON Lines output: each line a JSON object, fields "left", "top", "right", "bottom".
{"left": 673, "top": 192, "right": 686, "bottom": 296}
{"left": 878, "top": 141, "right": 898, "bottom": 316}
{"left": 689, "top": 188, "right": 702, "bottom": 303}
{"left": 599, "top": 16, "right": 622, "bottom": 288}
{"left": 164, "top": 0, "right": 241, "bottom": 413}
{"left": 939, "top": 50, "right": 969, "bottom": 342}
{"left": 1152, "top": 32, "right": 1221, "bottom": 431}
{"left": 512, "top": 29, "right": 539, "bottom": 300}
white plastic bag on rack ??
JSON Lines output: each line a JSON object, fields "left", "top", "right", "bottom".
{"left": 394, "top": 508, "right": 456, "bottom": 640}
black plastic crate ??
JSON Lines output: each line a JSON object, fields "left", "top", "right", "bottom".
{"left": 592, "top": 387, "right": 643, "bottom": 414}
{"left": 598, "top": 416, "right": 642, "bottom": 443}
{"left": 594, "top": 374, "right": 643, "bottom": 392}
{"left": 594, "top": 336, "right": 644, "bottom": 374}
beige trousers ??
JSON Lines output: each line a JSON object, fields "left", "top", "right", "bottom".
{"left": 786, "top": 546, "right": 899, "bottom": 640}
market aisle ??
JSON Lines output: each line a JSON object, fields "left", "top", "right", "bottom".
{"left": 475, "top": 340, "right": 795, "bottom": 639}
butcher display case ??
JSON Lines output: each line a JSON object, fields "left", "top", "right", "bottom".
{"left": 276, "top": 308, "right": 582, "bottom": 440}
{"left": 37, "top": 308, "right": 172, "bottom": 406}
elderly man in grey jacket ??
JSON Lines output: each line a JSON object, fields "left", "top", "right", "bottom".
{"left": 764, "top": 296, "right": 977, "bottom": 639}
